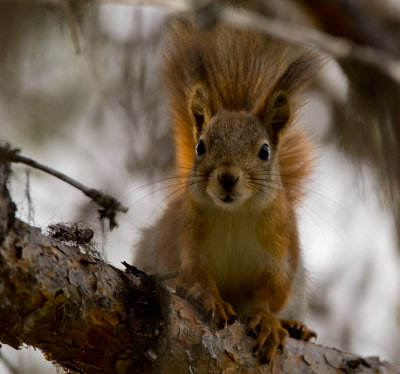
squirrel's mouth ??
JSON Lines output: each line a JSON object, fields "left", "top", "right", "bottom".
{"left": 205, "top": 185, "right": 247, "bottom": 209}
{"left": 220, "top": 194, "right": 235, "bottom": 203}
{"left": 213, "top": 193, "right": 247, "bottom": 210}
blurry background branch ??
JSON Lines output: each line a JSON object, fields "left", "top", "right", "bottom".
{"left": 89, "top": 0, "right": 400, "bottom": 82}
{"left": 9, "top": 0, "right": 400, "bottom": 82}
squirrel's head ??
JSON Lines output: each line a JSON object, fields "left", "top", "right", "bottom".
{"left": 186, "top": 53, "right": 318, "bottom": 211}
{"left": 188, "top": 110, "right": 283, "bottom": 210}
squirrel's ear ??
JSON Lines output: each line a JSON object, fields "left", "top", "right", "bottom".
{"left": 269, "top": 92, "right": 290, "bottom": 137}
{"left": 274, "top": 52, "right": 321, "bottom": 95}
{"left": 254, "top": 52, "right": 320, "bottom": 141}
{"left": 254, "top": 91, "right": 291, "bottom": 142}
{"left": 189, "top": 84, "right": 211, "bottom": 137}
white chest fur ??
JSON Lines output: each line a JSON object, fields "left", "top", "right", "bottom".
{"left": 198, "top": 210, "right": 277, "bottom": 296}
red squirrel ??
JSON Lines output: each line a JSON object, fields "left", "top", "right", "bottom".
{"left": 134, "top": 16, "right": 320, "bottom": 363}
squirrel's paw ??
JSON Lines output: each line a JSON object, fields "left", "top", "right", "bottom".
{"left": 280, "top": 319, "right": 317, "bottom": 341}
{"left": 177, "top": 282, "right": 237, "bottom": 328}
{"left": 247, "top": 312, "right": 288, "bottom": 365}
{"left": 202, "top": 291, "right": 237, "bottom": 328}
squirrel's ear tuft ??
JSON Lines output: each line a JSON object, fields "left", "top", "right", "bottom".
{"left": 254, "top": 51, "right": 321, "bottom": 141}
{"left": 189, "top": 84, "right": 211, "bottom": 137}
{"left": 269, "top": 92, "right": 291, "bottom": 137}
{"left": 275, "top": 51, "right": 321, "bottom": 94}
{"left": 253, "top": 90, "right": 291, "bottom": 142}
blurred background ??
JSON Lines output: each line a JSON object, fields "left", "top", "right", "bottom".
{"left": 1, "top": 0, "right": 400, "bottom": 372}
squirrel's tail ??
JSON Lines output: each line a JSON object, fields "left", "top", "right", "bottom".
{"left": 279, "top": 125, "right": 315, "bottom": 204}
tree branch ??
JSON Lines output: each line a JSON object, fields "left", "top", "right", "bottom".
{"left": 0, "top": 143, "right": 128, "bottom": 230}
{"left": 0, "top": 162, "right": 398, "bottom": 373}
{"left": 0, "top": 222, "right": 167, "bottom": 374}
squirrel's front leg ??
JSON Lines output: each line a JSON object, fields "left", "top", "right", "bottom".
{"left": 247, "top": 274, "right": 290, "bottom": 364}
{"left": 176, "top": 266, "right": 237, "bottom": 329}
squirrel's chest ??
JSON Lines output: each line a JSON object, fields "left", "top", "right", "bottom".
{"left": 198, "top": 214, "right": 277, "bottom": 293}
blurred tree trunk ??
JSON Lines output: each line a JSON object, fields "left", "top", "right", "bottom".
{"left": 0, "top": 161, "right": 399, "bottom": 374}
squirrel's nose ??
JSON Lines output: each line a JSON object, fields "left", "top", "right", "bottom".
{"left": 218, "top": 172, "right": 239, "bottom": 190}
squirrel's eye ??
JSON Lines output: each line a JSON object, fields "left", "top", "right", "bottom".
{"left": 196, "top": 139, "right": 206, "bottom": 156}
{"left": 258, "top": 144, "right": 270, "bottom": 161}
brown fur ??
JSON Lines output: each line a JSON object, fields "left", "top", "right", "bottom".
{"left": 135, "top": 17, "right": 320, "bottom": 364}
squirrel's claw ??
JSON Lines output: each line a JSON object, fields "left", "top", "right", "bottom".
{"left": 280, "top": 319, "right": 317, "bottom": 341}
{"left": 247, "top": 312, "right": 288, "bottom": 364}
{"left": 178, "top": 281, "right": 237, "bottom": 329}
{"left": 203, "top": 294, "right": 236, "bottom": 329}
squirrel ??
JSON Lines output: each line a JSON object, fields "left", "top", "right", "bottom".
{"left": 134, "top": 15, "right": 321, "bottom": 364}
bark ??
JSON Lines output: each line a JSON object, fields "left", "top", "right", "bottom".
{"left": 0, "top": 222, "right": 167, "bottom": 374}
{"left": 0, "top": 162, "right": 399, "bottom": 374}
